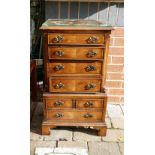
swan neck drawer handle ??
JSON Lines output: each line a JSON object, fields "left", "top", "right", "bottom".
{"left": 87, "top": 51, "right": 97, "bottom": 57}
{"left": 83, "top": 114, "right": 93, "bottom": 118}
{"left": 55, "top": 113, "right": 64, "bottom": 118}
{"left": 84, "top": 101, "right": 93, "bottom": 107}
{"left": 85, "top": 83, "right": 96, "bottom": 90}
{"left": 55, "top": 64, "right": 64, "bottom": 71}
{"left": 55, "top": 82, "right": 64, "bottom": 89}
{"left": 85, "top": 65, "right": 96, "bottom": 72}
{"left": 55, "top": 51, "right": 64, "bottom": 56}
{"left": 53, "top": 35, "right": 64, "bottom": 43}
{"left": 54, "top": 101, "right": 64, "bottom": 106}
{"left": 87, "top": 36, "right": 98, "bottom": 43}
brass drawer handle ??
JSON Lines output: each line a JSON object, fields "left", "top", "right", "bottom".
{"left": 55, "top": 113, "right": 64, "bottom": 118}
{"left": 87, "top": 36, "right": 98, "bottom": 43}
{"left": 55, "top": 64, "right": 64, "bottom": 71}
{"left": 85, "top": 65, "right": 96, "bottom": 72}
{"left": 54, "top": 101, "right": 64, "bottom": 106}
{"left": 85, "top": 83, "right": 96, "bottom": 90}
{"left": 87, "top": 50, "right": 97, "bottom": 57}
{"left": 84, "top": 101, "right": 93, "bottom": 107}
{"left": 83, "top": 113, "right": 93, "bottom": 118}
{"left": 55, "top": 82, "right": 64, "bottom": 89}
{"left": 55, "top": 51, "right": 64, "bottom": 57}
{"left": 53, "top": 35, "right": 64, "bottom": 43}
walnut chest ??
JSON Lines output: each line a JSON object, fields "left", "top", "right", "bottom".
{"left": 40, "top": 19, "right": 113, "bottom": 136}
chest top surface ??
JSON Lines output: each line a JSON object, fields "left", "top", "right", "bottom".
{"left": 40, "top": 19, "right": 113, "bottom": 31}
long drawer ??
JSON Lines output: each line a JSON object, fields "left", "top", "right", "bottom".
{"left": 48, "top": 33, "right": 104, "bottom": 45}
{"left": 47, "top": 61, "right": 102, "bottom": 75}
{"left": 49, "top": 77, "right": 101, "bottom": 93}
{"left": 48, "top": 47, "right": 104, "bottom": 60}
{"left": 45, "top": 109, "right": 103, "bottom": 121}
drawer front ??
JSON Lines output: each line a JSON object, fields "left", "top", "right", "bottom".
{"left": 47, "top": 62, "right": 102, "bottom": 75}
{"left": 76, "top": 99, "right": 104, "bottom": 109}
{"left": 48, "top": 47, "right": 104, "bottom": 59}
{"left": 48, "top": 33, "right": 104, "bottom": 44}
{"left": 46, "top": 111, "right": 75, "bottom": 120}
{"left": 46, "top": 99, "right": 73, "bottom": 109}
{"left": 46, "top": 110, "right": 103, "bottom": 121}
{"left": 49, "top": 78, "right": 101, "bottom": 93}
{"left": 77, "top": 111, "right": 103, "bottom": 121}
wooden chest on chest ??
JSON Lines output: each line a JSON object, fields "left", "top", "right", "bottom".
{"left": 40, "top": 19, "right": 113, "bottom": 136}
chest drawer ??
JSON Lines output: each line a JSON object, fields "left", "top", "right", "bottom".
{"left": 46, "top": 110, "right": 74, "bottom": 120}
{"left": 47, "top": 62, "right": 102, "bottom": 75}
{"left": 49, "top": 77, "right": 101, "bottom": 93}
{"left": 48, "top": 47, "right": 104, "bottom": 60}
{"left": 76, "top": 99, "right": 104, "bottom": 109}
{"left": 48, "top": 33, "right": 104, "bottom": 45}
{"left": 45, "top": 109, "right": 103, "bottom": 121}
{"left": 77, "top": 110, "right": 103, "bottom": 121}
{"left": 45, "top": 99, "right": 73, "bottom": 109}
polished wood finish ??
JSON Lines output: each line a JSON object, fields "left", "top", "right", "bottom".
{"left": 98, "top": 127, "right": 107, "bottom": 136}
{"left": 49, "top": 77, "right": 101, "bottom": 93}
{"left": 76, "top": 99, "right": 104, "bottom": 108}
{"left": 40, "top": 19, "right": 112, "bottom": 136}
{"left": 48, "top": 47, "right": 104, "bottom": 60}
{"left": 40, "top": 26, "right": 113, "bottom": 31}
{"left": 42, "top": 125, "right": 55, "bottom": 135}
{"left": 48, "top": 33, "right": 104, "bottom": 45}
{"left": 45, "top": 109, "right": 103, "bottom": 121}
{"left": 46, "top": 99, "right": 73, "bottom": 109}
{"left": 42, "top": 121, "right": 107, "bottom": 136}
{"left": 102, "top": 32, "right": 110, "bottom": 86}
{"left": 47, "top": 61, "right": 102, "bottom": 75}
{"left": 43, "top": 92, "right": 107, "bottom": 98}
{"left": 42, "top": 93, "right": 108, "bottom": 136}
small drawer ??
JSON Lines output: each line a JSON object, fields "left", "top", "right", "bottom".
{"left": 47, "top": 62, "right": 102, "bottom": 75}
{"left": 76, "top": 99, "right": 104, "bottom": 109}
{"left": 46, "top": 110, "right": 75, "bottom": 120}
{"left": 46, "top": 99, "right": 73, "bottom": 109}
{"left": 77, "top": 111, "right": 103, "bottom": 121}
{"left": 49, "top": 77, "right": 101, "bottom": 93}
{"left": 48, "top": 47, "right": 104, "bottom": 59}
{"left": 48, "top": 33, "right": 104, "bottom": 45}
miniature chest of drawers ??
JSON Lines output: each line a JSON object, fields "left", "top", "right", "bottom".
{"left": 40, "top": 19, "right": 113, "bottom": 136}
